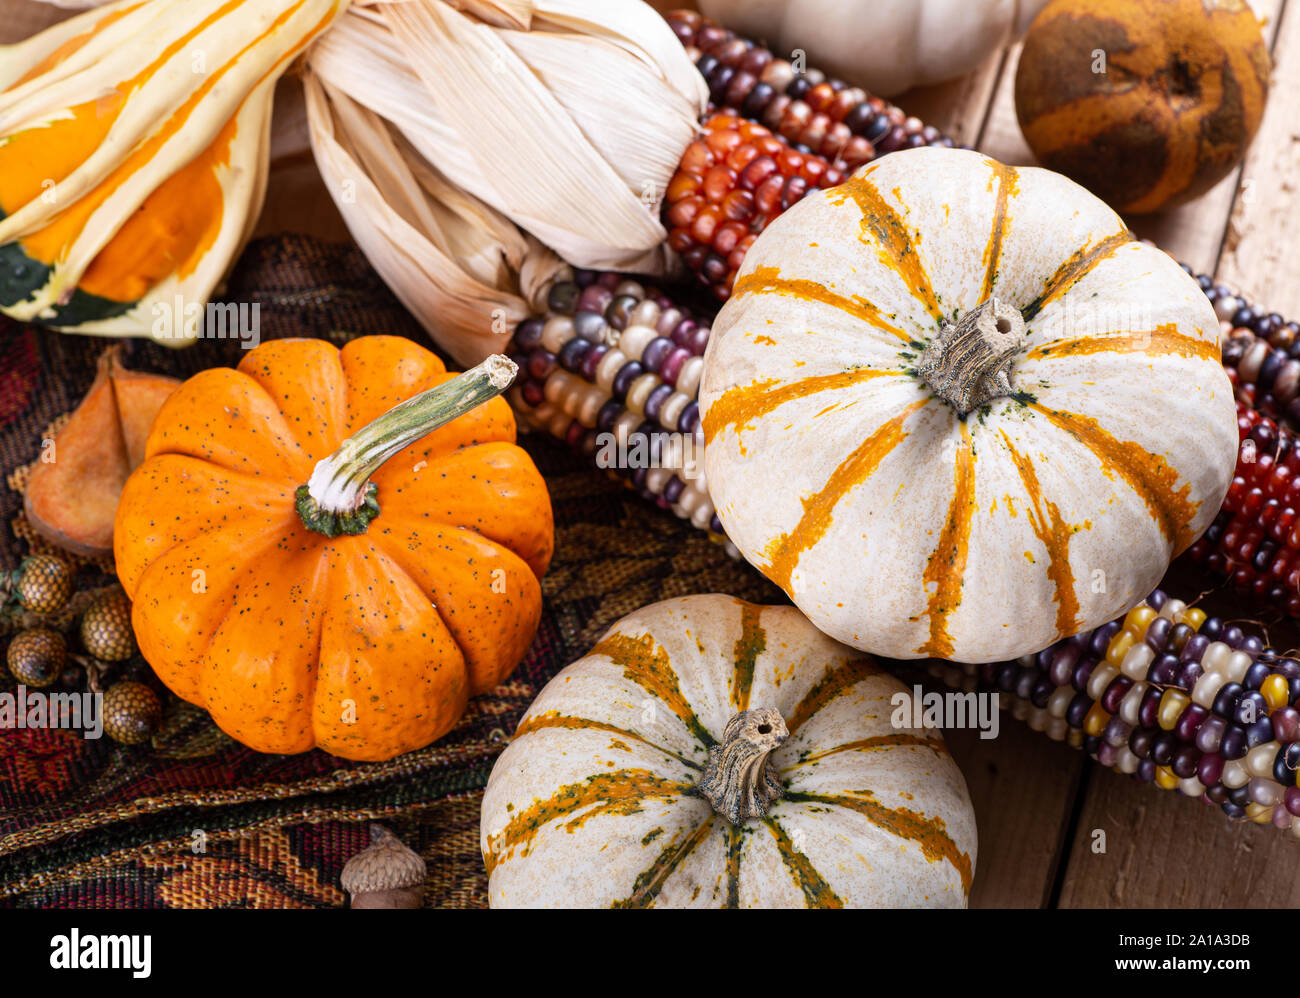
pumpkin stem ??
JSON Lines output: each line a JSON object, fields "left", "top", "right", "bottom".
{"left": 296, "top": 355, "right": 518, "bottom": 537}
{"left": 916, "top": 297, "right": 1025, "bottom": 416}
{"left": 697, "top": 707, "right": 788, "bottom": 825}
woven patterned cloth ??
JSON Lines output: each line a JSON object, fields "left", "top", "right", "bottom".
{"left": 0, "top": 235, "right": 779, "bottom": 908}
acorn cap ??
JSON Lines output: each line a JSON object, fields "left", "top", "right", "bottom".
{"left": 341, "top": 825, "right": 426, "bottom": 895}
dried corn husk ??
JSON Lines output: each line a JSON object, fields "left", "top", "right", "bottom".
{"left": 305, "top": 72, "right": 563, "bottom": 366}
{"left": 0, "top": 0, "right": 349, "bottom": 343}
{"left": 305, "top": 0, "right": 707, "bottom": 364}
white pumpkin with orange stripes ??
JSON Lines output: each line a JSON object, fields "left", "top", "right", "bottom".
{"left": 700, "top": 147, "right": 1237, "bottom": 664}
{"left": 481, "top": 595, "right": 976, "bottom": 908}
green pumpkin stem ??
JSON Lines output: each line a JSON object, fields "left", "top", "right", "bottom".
{"left": 916, "top": 297, "right": 1025, "bottom": 416}
{"left": 296, "top": 354, "right": 517, "bottom": 537}
{"left": 697, "top": 707, "right": 788, "bottom": 825}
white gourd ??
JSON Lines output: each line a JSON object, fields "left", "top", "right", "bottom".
{"left": 481, "top": 594, "right": 977, "bottom": 908}
{"left": 700, "top": 147, "right": 1237, "bottom": 663}
{"left": 695, "top": 0, "right": 1050, "bottom": 96}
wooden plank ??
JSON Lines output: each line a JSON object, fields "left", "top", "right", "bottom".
{"left": 1058, "top": 774, "right": 1300, "bottom": 907}
{"left": 945, "top": 721, "right": 1085, "bottom": 908}
{"left": 1218, "top": 0, "right": 1300, "bottom": 315}
{"left": 894, "top": 47, "right": 1008, "bottom": 148}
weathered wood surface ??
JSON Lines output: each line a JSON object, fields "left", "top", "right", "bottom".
{"left": 5, "top": 0, "right": 1298, "bottom": 907}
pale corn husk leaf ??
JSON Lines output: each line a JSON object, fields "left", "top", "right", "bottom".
{"left": 308, "top": 0, "right": 707, "bottom": 273}
{"left": 304, "top": 70, "right": 563, "bottom": 367}
{"left": 0, "top": 0, "right": 348, "bottom": 342}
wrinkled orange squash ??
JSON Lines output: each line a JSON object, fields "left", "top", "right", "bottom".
{"left": 1015, "top": 0, "right": 1270, "bottom": 213}
{"left": 114, "top": 336, "right": 554, "bottom": 761}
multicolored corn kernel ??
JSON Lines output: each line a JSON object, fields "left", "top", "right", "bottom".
{"left": 664, "top": 111, "right": 845, "bottom": 301}
{"left": 922, "top": 589, "right": 1300, "bottom": 835}
{"left": 507, "top": 271, "right": 736, "bottom": 554}
{"left": 665, "top": 8, "right": 955, "bottom": 171}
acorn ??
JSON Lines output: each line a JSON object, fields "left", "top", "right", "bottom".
{"left": 341, "top": 825, "right": 426, "bottom": 909}
{"left": 80, "top": 590, "right": 135, "bottom": 661}
{"left": 12, "top": 555, "right": 73, "bottom": 614}
{"left": 102, "top": 681, "right": 162, "bottom": 746}
{"left": 6, "top": 628, "right": 67, "bottom": 687}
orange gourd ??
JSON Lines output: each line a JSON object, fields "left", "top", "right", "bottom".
{"left": 114, "top": 335, "right": 553, "bottom": 761}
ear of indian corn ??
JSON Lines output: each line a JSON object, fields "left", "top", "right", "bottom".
{"left": 915, "top": 589, "right": 1300, "bottom": 835}
{"left": 0, "top": 0, "right": 349, "bottom": 342}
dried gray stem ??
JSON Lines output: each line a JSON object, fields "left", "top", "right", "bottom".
{"left": 917, "top": 297, "right": 1025, "bottom": 415}
{"left": 698, "top": 707, "right": 788, "bottom": 825}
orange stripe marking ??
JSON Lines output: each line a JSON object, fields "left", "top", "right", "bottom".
{"left": 1001, "top": 434, "right": 1081, "bottom": 636}
{"left": 762, "top": 399, "right": 928, "bottom": 592}
{"left": 1030, "top": 404, "right": 1199, "bottom": 552}
{"left": 702, "top": 367, "right": 898, "bottom": 446}
{"left": 828, "top": 174, "right": 943, "bottom": 323}
{"left": 918, "top": 421, "right": 976, "bottom": 659}
{"left": 732, "top": 266, "right": 911, "bottom": 341}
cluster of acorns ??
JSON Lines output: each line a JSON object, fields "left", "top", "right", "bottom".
{"left": 4, "top": 555, "right": 162, "bottom": 746}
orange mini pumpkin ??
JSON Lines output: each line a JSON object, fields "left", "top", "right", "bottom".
{"left": 1015, "top": 0, "right": 1270, "bottom": 213}
{"left": 114, "top": 336, "right": 553, "bottom": 761}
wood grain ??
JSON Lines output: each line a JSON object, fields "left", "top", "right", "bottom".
{"left": 945, "top": 721, "right": 1085, "bottom": 908}
{"left": 1218, "top": 0, "right": 1300, "bottom": 315}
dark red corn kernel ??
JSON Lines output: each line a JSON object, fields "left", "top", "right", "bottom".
{"left": 564, "top": 419, "right": 585, "bottom": 449}
{"left": 1129, "top": 726, "right": 1155, "bottom": 760}
{"left": 1168, "top": 622, "right": 1193, "bottom": 654}
{"left": 514, "top": 318, "right": 544, "bottom": 350}
{"left": 1138, "top": 688, "right": 1164, "bottom": 729}
{"left": 1206, "top": 783, "right": 1229, "bottom": 804}
{"left": 1285, "top": 786, "right": 1300, "bottom": 817}
{"left": 1175, "top": 703, "right": 1208, "bottom": 742}
{"left": 1272, "top": 706, "right": 1300, "bottom": 742}
{"left": 1198, "top": 751, "right": 1225, "bottom": 786}
{"left": 527, "top": 349, "right": 557, "bottom": 379}
{"left": 520, "top": 379, "right": 545, "bottom": 408}
{"left": 1101, "top": 676, "right": 1132, "bottom": 714}
{"left": 1197, "top": 715, "right": 1228, "bottom": 756}
{"left": 579, "top": 343, "right": 608, "bottom": 381}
